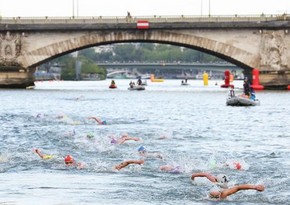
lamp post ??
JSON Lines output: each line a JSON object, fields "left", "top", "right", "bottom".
{"left": 72, "top": 0, "right": 75, "bottom": 18}
{"left": 208, "top": 0, "right": 211, "bottom": 17}
{"left": 76, "top": 0, "right": 79, "bottom": 17}
{"left": 201, "top": 0, "right": 203, "bottom": 16}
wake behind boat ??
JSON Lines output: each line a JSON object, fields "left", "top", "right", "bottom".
{"left": 226, "top": 95, "right": 260, "bottom": 106}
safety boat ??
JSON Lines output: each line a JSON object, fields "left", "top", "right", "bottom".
{"left": 128, "top": 85, "right": 145, "bottom": 91}
{"left": 226, "top": 95, "right": 260, "bottom": 106}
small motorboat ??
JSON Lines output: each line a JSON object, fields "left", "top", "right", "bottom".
{"left": 226, "top": 95, "right": 260, "bottom": 106}
{"left": 128, "top": 85, "right": 145, "bottom": 91}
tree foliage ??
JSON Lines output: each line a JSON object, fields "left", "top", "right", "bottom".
{"left": 91, "top": 43, "right": 221, "bottom": 63}
{"left": 51, "top": 43, "right": 222, "bottom": 80}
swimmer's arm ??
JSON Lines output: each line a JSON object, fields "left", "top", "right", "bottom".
{"left": 220, "top": 184, "right": 265, "bottom": 199}
{"left": 88, "top": 117, "right": 103, "bottom": 125}
{"left": 114, "top": 161, "right": 130, "bottom": 170}
{"left": 119, "top": 136, "right": 140, "bottom": 144}
{"left": 33, "top": 149, "right": 44, "bottom": 159}
{"left": 126, "top": 159, "right": 144, "bottom": 165}
{"left": 190, "top": 172, "right": 217, "bottom": 182}
{"left": 115, "top": 160, "right": 144, "bottom": 170}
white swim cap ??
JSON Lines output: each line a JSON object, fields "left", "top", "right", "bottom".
{"left": 216, "top": 174, "right": 229, "bottom": 188}
{"left": 216, "top": 174, "right": 229, "bottom": 184}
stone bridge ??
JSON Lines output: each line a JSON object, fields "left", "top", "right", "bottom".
{"left": 0, "top": 14, "right": 290, "bottom": 88}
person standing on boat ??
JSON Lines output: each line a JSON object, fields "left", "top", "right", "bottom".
{"left": 229, "top": 87, "right": 235, "bottom": 97}
{"left": 137, "top": 78, "right": 142, "bottom": 86}
{"left": 129, "top": 81, "right": 134, "bottom": 88}
{"left": 243, "top": 77, "right": 250, "bottom": 97}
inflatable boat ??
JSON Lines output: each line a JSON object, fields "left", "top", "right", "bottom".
{"left": 128, "top": 85, "right": 145, "bottom": 91}
{"left": 226, "top": 95, "right": 260, "bottom": 106}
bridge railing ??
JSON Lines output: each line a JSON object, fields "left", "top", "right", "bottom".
{"left": 0, "top": 14, "right": 289, "bottom": 24}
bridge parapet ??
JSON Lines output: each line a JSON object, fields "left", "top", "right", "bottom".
{"left": 0, "top": 14, "right": 289, "bottom": 25}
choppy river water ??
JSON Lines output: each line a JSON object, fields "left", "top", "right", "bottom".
{"left": 0, "top": 79, "right": 290, "bottom": 205}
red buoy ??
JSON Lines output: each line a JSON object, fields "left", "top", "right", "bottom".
{"left": 221, "top": 70, "right": 234, "bottom": 88}
{"left": 251, "top": 69, "right": 264, "bottom": 90}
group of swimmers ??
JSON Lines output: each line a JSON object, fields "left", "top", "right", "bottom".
{"left": 32, "top": 114, "right": 265, "bottom": 201}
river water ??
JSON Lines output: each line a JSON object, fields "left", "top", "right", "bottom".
{"left": 0, "top": 79, "right": 290, "bottom": 205}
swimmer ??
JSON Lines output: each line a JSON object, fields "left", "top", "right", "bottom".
{"left": 88, "top": 117, "right": 107, "bottom": 125}
{"left": 224, "top": 159, "right": 248, "bottom": 170}
{"left": 110, "top": 134, "right": 141, "bottom": 145}
{"left": 191, "top": 172, "right": 265, "bottom": 200}
{"left": 159, "top": 165, "right": 183, "bottom": 174}
{"left": 191, "top": 172, "right": 229, "bottom": 188}
{"left": 208, "top": 184, "right": 264, "bottom": 200}
{"left": 33, "top": 148, "right": 53, "bottom": 160}
{"left": 64, "top": 155, "right": 85, "bottom": 169}
{"left": 114, "top": 159, "right": 144, "bottom": 171}
{"left": 138, "top": 146, "right": 163, "bottom": 160}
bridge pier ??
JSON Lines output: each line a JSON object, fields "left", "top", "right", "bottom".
{"left": 0, "top": 67, "right": 35, "bottom": 88}
{"left": 259, "top": 71, "right": 290, "bottom": 90}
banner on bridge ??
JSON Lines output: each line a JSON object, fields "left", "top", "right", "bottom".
{"left": 137, "top": 20, "right": 149, "bottom": 29}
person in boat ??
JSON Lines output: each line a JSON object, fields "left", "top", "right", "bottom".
{"left": 250, "top": 88, "right": 256, "bottom": 100}
{"left": 243, "top": 77, "right": 250, "bottom": 97}
{"left": 190, "top": 172, "right": 264, "bottom": 200}
{"left": 110, "top": 134, "right": 141, "bottom": 144}
{"left": 114, "top": 159, "right": 144, "bottom": 171}
{"left": 88, "top": 116, "right": 107, "bottom": 125}
{"left": 129, "top": 81, "right": 134, "bottom": 88}
{"left": 111, "top": 80, "right": 116, "bottom": 85}
{"left": 181, "top": 80, "right": 184, "bottom": 84}
{"left": 137, "top": 78, "right": 142, "bottom": 86}
{"left": 185, "top": 78, "right": 188, "bottom": 83}
{"left": 229, "top": 87, "right": 235, "bottom": 97}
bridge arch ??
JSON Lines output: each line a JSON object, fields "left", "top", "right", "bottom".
{"left": 21, "top": 30, "right": 258, "bottom": 73}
